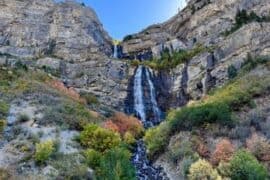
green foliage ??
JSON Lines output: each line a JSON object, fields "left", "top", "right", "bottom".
{"left": 168, "top": 139, "right": 195, "bottom": 164}
{"left": 240, "top": 54, "right": 268, "bottom": 74}
{"left": 79, "top": 124, "right": 121, "bottom": 152}
{"left": 0, "top": 101, "right": 9, "bottom": 119}
{"left": 123, "top": 131, "right": 136, "bottom": 145}
{"left": 144, "top": 55, "right": 270, "bottom": 158}
{"left": 41, "top": 65, "right": 60, "bottom": 77}
{"left": 14, "top": 61, "right": 28, "bottom": 71}
{"left": 181, "top": 156, "right": 198, "bottom": 178}
{"left": 144, "top": 122, "right": 171, "bottom": 158}
{"left": 80, "top": 92, "right": 99, "bottom": 105}
{"left": 49, "top": 153, "right": 93, "bottom": 180}
{"left": 34, "top": 140, "right": 55, "bottom": 164}
{"left": 123, "top": 35, "right": 133, "bottom": 41}
{"left": 228, "top": 65, "right": 238, "bottom": 79}
{"left": 217, "top": 161, "right": 231, "bottom": 178}
{"left": 84, "top": 149, "right": 102, "bottom": 168}
{"left": 17, "top": 113, "right": 30, "bottom": 122}
{"left": 188, "top": 159, "right": 221, "bottom": 180}
{"left": 143, "top": 44, "right": 209, "bottom": 70}
{"left": 229, "top": 150, "right": 268, "bottom": 180}
{"left": 0, "top": 120, "right": 5, "bottom": 133}
{"left": 96, "top": 147, "right": 136, "bottom": 180}
{"left": 145, "top": 102, "right": 233, "bottom": 158}
{"left": 222, "top": 10, "right": 270, "bottom": 36}
{"left": 41, "top": 101, "right": 97, "bottom": 130}
{"left": 169, "top": 102, "right": 233, "bottom": 131}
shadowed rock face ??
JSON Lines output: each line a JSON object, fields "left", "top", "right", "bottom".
{"left": 0, "top": 0, "right": 112, "bottom": 62}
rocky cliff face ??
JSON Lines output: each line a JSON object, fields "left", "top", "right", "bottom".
{"left": 0, "top": 0, "right": 135, "bottom": 113}
{"left": 121, "top": 0, "right": 270, "bottom": 58}
{"left": 122, "top": 0, "right": 270, "bottom": 107}
{"left": 0, "top": 0, "right": 112, "bottom": 61}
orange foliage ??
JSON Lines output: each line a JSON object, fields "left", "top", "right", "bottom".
{"left": 103, "top": 120, "right": 119, "bottom": 133}
{"left": 48, "top": 80, "right": 86, "bottom": 103}
{"left": 211, "top": 139, "right": 235, "bottom": 165}
{"left": 104, "top": 112, "right": 143, "bottom": 137}
{"left": 246, "top": 133, "right": 270, "bottom": 161}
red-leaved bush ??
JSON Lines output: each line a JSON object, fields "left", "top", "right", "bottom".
{"left": 103, "top": 112, "right": 144, "bottom": 137}
{"left": 211, "top": 139, "right": 235, "bottom": 165}
{"left": 103, "top": 120, "right": 119, "bottom": 133}
{"left": 48, "top": 80, "right": 86, "bottom": 103}
{"left": 246, "top": 133, "right": 270, "bottom": 161}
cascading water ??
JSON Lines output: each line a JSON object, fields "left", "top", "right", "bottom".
{"left": 113, "top": 44, "right": 118, "bottom": 58}
{"left": 133, "top": 65, "right": 146, "bottom": 123}
{"left": 131, "top": 65, "right": 168, "bottom": 180}
{"left": 145, "top": 68, "right": 161, "bottom": 123}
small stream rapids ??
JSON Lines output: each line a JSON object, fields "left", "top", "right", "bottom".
{"left": 132, "top": 65, "right": 168, "bottom": 180}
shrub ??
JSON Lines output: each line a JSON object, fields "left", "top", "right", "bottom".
{"left": 144, "top": 44, "right": 209, "bottom": 70}
{"left": 41, "top": 101, "right": 97, "bottom": 130}
{"left": 217, "top": 161, "right": 231, "bottom": 178}
{"left": 17, "top": 113, "right": 30, "bottom": 123}
{"left": 80, "top": 92, "right": 99, "bottom": 105}
{"left": 97, "top": 147, "right": 136, "bottom": 180}
{"left": 34, "top": 140, "right": 55, "bottom": 164}
{"left": 105, "top": 112, "right": 144, "bottom": 137}
{"left": 168, "top": 139, "right": 194, "bottom": 164}
{"left": 130, "top": 60, "right": 141, "bottom": 67}
{"left": 194, "top": 139, "right": 209, "bottom": 158}
{"left": 14, "top": 61, "right": 28, "bottom": 71}
{"left": 79, "top": 124, "right": 121, "bottom": 152}
{"left": 49, "top": 153, "right": 94, "bottom": 179}
{"left": 169, "top": 102, "right": 233, "bottom": 131}
{"left": 181, "top": 156, "right": 198, "bottom": 178}
{"left": 103, "top": 120, "right": 119, "bottom": 132}
{"left": 188, "top": 159, "right": 221, "bottom": 180}
{"left": 144, "top": 122, "right": 171, "bottom": 158}
{"left": 0, "top": 101, "right": 9, "bottom": 119}
{"left": 228, "top": 126, "right": 251, "bottom": 141}
{"left": 229, "top": 150, "right": 268, "bottom": 180}
{"left": 144, "top": 56, "right": 270, "bottom": 157}
{"left": 222, "top": 10, "right": 270, "bottom": 36}
{"left": 123, "top": 131, "right": 136, "bottom": 145}
{"left": 48, "top": 80, "right": 84, "bottom": 103}
{"left": 0, "top": 120, "right": 5, "bottom": 133}
{"left": 228, "top": 65, "right": 238, "bottom": 79}
{"left": 246, "top": 133, "right": 270, "bottom": 161}
{"left": 211, "top": 139, "right": 235, "bottom": 165}
{"left": 84, "top": 149, "right": 102, "bottom": 168}
{"left": 123, "top": 35, "right": 133, "bottom": 41}
{"left": 0, "top": 168, "right": 11, "bottom": 179}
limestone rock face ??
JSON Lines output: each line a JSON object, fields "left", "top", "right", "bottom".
{"left": 121, "top": 0, "right": 270, "bottom": 58}
{"left": 0, "top": 0, "right": 112, "bottom": 62}
{"left": 61, "top": 59, "right": 135, "bottom": 112}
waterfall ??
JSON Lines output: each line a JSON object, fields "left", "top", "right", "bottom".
{"left": 145, "top": 68, "right": 161, "bottom": 122}
{"left": 113, "top": 44, "right": 118, "bottom": 58}
{"left": 131, "top": 65, "right": 167, "bottom": 179}
{"left": 133, "top": 65, "right": 146, "bottom": 122}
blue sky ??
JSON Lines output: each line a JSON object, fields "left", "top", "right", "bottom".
{"left": 79, "top": 0, "right": 186, "bottom": 40}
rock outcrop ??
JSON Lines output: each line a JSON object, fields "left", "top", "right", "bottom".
{"left": 0, "top": 0, "right": 112, "bottom": 62}
{"left": 0, "top": 0, "right": 133, "bottom": 112}
{"left": 122, "top": 0, "right": 270, "bottom": 59}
